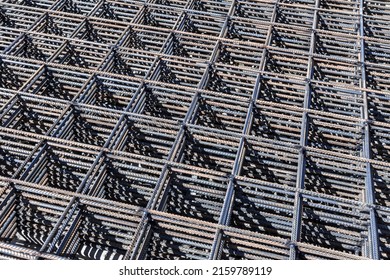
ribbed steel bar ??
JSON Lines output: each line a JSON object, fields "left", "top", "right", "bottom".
{"left": 210, "top": 0, "right": 279, "bottom": 260}
{"left": 359, "top": 0, "right": 379, "bottom": 260}
{"left": 290, "top": 0, "right": 320, "bottom": 260}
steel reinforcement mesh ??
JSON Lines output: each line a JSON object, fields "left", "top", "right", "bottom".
{"left": 0, "top": 0, "right": 390, "bottom": 260}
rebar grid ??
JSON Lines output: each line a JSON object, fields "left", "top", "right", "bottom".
{"left": 0, "top": 0, "right": 390, "bottom": 260}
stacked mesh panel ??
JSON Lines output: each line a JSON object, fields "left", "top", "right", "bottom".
{"left": 0, "top": 0, "right": 390, "bottom": 260}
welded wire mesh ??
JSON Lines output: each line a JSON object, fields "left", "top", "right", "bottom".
{"left": 0, "top": 0, "right": 390, "bottom": 260}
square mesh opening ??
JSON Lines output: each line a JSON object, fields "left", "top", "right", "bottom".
{"left": 87, "top": 153, "right": 163, "bottom": 207}
{"left": 157, "top": 166, "right": 228, "bottom": 223}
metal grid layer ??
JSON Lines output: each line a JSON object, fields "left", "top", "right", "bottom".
{"left": 0, "top": 0, "right": 390, "bottom": 260}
